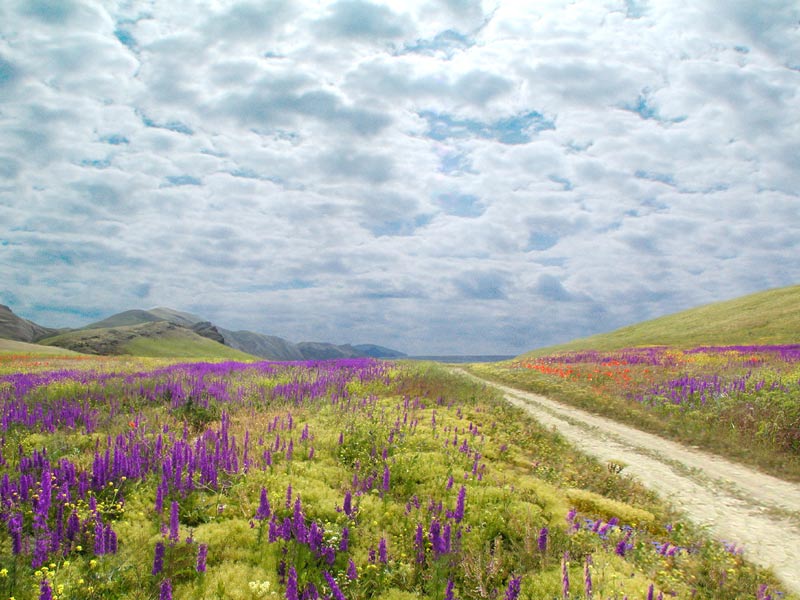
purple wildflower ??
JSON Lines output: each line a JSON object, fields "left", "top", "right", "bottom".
{"left": 647, "top": 584, "right": 654, "bottom": 600}
{"left": 347, "top": 558, "right": 358, "bottom": 580}
{"left": 379, "top": 537, "right": 388, "bottom": 563}
{"left": 538, "top": 527, "right": 548, "bottom": 552}
{"left": 343, "top": 490, "right": 352, "bottom": 516}
{"left": 561, "top": 552, "right": 570, "bottom": 599}
{"left": 160, "top": 578, "right": 172, "bottom": 600}
{"left": 196, "top": 543, "right": 208, "bottom": 573}
{"left": 504, "top": 576, "right": 522, "bottom": 600}
{"left": 453, "top": 485, "right": 466, "bottom": 523}
{"left": 339, "top": 526, "right": 349, "bottom": 552}
{"left": 152, "top": 541, "right": 165, "bottom": 575}
{"left": 444, "top": 579, "right": 456, "bottom": 600}
{"left": 169, "top": 501, "right": 180, "bottom": 543}
{"left": 39, "top": 579, "right": 53, "bottom": 600}
{"left": 584, "top": 555, "right": 593, "bottom": 599}
{"left": 382, "top": 464, "right": 390, "bottom": 492}
{"left": 286, "top": 566, "right": 299, "bottom": 600}
{"left": 255, "top": 487, "right": 271, "bottom": 520}
{"left": 323, "top": 571, "right": 346, "bottom": 600}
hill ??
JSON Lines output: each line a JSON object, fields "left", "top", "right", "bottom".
{"left": 0, "top": 304, "right": 58, "bottom": 342}
{"left": 0, "top": 338, "right": 84, "bottom": 356}
{"left": 522, "top": 283, "right": 800, "bottom": 357}
{"left": 38, "top": 321, "right": 256, "bottom": 359}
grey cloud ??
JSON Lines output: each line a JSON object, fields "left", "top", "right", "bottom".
{"left": 316, "top": 0, "right": 410, "bottom": 40}
{"left": 20, "top": 0, "right": 77, "bottom": 24}
{"left": 204, "top": 1, "right": 289, "bottom": 41}
{"left": 0, "top": 157, "right": 20, "bottom": 179}
{"left": 454, "top": 70, "right": 513, "bottom": 105}
{"left": 348, "top": 61, "right": 513, "bottom": 106}
{"left": 0, "top": 56, "right": 20, "bottom": 89}
{"left": 453, "top": 270, "right": 508, "bottom": 300}
{"left": 318, "top": 149, "right": 394, "bottom": 183}
{"left": 434, "top": 193, "right": 484, "bottom": 218}
{"left": 217, "top": 82, "right": 391, "bottom": 136}
{"left": 533, "top": 274, "right": 573, "bottom": 302}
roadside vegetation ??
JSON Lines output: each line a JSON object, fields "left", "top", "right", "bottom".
{"left": 0, "top": 355, "right": 791, "bottom": 599}
{"left": 467, "top": 345, "right": 800, "bottom": 482}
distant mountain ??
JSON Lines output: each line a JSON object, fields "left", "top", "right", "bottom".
{"left": 219, "top": 329, "right": 304, "bottom": 361}
{"left": 0, "top": 304, "right": 59, "bottom": 343}
{"left": 83, "top": 309, "right": 163, "bottom": 330}
{"left": 521, "top": 283, "right": 800, "bottom": 357}
{"left": 1, "top": 303, "right": 405, "bottom": 360}
{"left": 352, "top": 344, "right": 407, "bottom": 359}
{"left": 296, "top": 342, "right": 362, "bottom": 360}
{"left": 39, "top": 321, "right": 254, "bottom": 359}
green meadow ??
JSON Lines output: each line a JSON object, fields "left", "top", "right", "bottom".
{"left": 0, "top": 355, "right": 791, "bottom": 600}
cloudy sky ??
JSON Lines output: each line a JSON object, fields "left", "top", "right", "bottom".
{"left": 1, "top": 0, "right": 798, "bottom": 354}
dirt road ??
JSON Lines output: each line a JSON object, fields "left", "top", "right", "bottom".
{"left": 461, "top": 371, "right": 800, "bottom": 595}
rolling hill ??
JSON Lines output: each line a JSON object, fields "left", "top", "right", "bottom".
{"left": 0, "top": 304, "right": 59, "bottom": 342}
{"left": 0, "top": 338, "right": 85, "bottom": 356}
{"left": 38, "top": 321, "right": 256, "bottom": 359}
{"left": 522, "top": 283, "right": 800, "bottom": 357}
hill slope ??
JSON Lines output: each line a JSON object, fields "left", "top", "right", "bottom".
{"left": 523, "top": 284, "right": 800, "bottom": 356}
{"left": 0, "top": 304, "right": 58, "bottom": 342}
{"left": 0, "top": 339, "right": 84, "bottom": 356}
{"left": 39, "top": 322, "right": 255, "bottom": 359}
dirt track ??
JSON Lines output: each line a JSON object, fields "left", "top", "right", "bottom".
{"left": 461, "top": 371, "right": 800, "bottom": 595}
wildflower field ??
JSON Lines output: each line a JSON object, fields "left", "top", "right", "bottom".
{"left": 468, "top": 345, "right": 800, "bottom": 481}
{"left": 0, "top": 355, "right": 791, "bottom": 599}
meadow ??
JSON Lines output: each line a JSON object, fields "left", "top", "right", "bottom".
{"left": 0, "top": 354, "right": 791, "bottom": 599}
{"left": 468, "top": 345, "right": 800, "bottom": 481}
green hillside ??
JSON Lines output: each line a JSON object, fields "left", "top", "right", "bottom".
{"left": 0, "top": 339, "right": 85, "bottom": 356}
{"left": 523, "top": 284, "right": 800, "bottom": 357}
{"left": 39, "top": 321, "right": 255, "bottom": 360}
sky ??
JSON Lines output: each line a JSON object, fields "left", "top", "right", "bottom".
{"left": 1, "top": 0, "right": 799, "bottom": 355}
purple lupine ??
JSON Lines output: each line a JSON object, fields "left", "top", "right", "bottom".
{"left": 646, "top": 584, "right": 654, "bottom": 600}
{"left": 453, "top": 485, "right": 466, "bottom": 523}
{"left": 39, "top": 578, "right": 53, "bottom": 600}
{"left": 196, "top": 543, "right": 208, "bottom": 573}
{"left": 286, "top": 566, "right": 299, "bottom": 600}
{"left": 169, "top": 500, "right": 180, "bottom": 543}
{"left": 504, "top": 576, "right": 522, "bottom": 600}
{"left": 160, "top": 578, "right": 172, "bottom": 600}
{"left": 323, "top": 571, "right": 346, "bottom": 600}
{"left": 339, "top": 526, "right": 349, "bottom": 552}
{"left": 538, "top": 527, "right": 548, "bottom": 552}
{"left": 347, "top": 558, "right": 358, "bottom": 580}
{"left": 343, "top": 490, "right": 352, "bottom": 516}
{"left": 584, "top": 555, "right": 593, "bottom": 599}
{"left": 561, "top": 552, "right": 570, "bottom": 599}
{"left": 378, "top": 537, "right": 388, "bottom": 563}
{"left": 255, "top": 487, "right": 271, "bottom": 520}
{"left": 414, "top": 523, "right": 425, "bottom": 564}
{"left": 152, "top": 541, "right": 165, "bottom": 575}
{"left": 9, "top": 512, "right": 23, "bottom": 554}
{"left": 382, "top": 464, "right": 390, "bottom": 492}
{"left": 444, "top": 579, "right": 456, "bottom": 600}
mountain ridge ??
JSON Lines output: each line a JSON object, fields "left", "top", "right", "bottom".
{"left": 0, "top": 304, "right": 406, "bottom": 360}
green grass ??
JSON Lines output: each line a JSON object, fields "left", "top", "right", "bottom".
{"left": 1, "top": 357, "right": 792, "bottom": 599}
{"left": 121, "top": 333, "right": 255, "bottom": 359}
{"left": 38, "top": 322, "right": 256, "bottom": 360}
{"left": 0, "top": 338, "right": 85, "bottom": 356}
{"left": 521, "top": 284, "right": 800, "bottom": 357}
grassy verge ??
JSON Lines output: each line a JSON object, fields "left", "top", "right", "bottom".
{"left": 465, "top": 349, "right": 800, "bottom": 482}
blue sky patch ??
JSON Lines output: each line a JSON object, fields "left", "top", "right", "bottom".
{"left": 420, "top": 110, "right": 555, "bottom": 144}
{"left": 141, "top": 114, "right": 194, "bottom": 135}
{"left": 435, "top": 193, "right": 484, "bottom": 218}
{"left": 165, "top": 175, "right": 202, "bottom": 186}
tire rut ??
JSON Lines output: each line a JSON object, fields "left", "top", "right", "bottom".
{"left": 461, "top": 371, "right": 800, "bottom": 595}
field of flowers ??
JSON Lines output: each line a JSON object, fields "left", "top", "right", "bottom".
{"left": 0, "top": 354, "right": 791, "bottom": 599}
{"left": 469, "top": 345, "right": 800, "bottom": 480}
